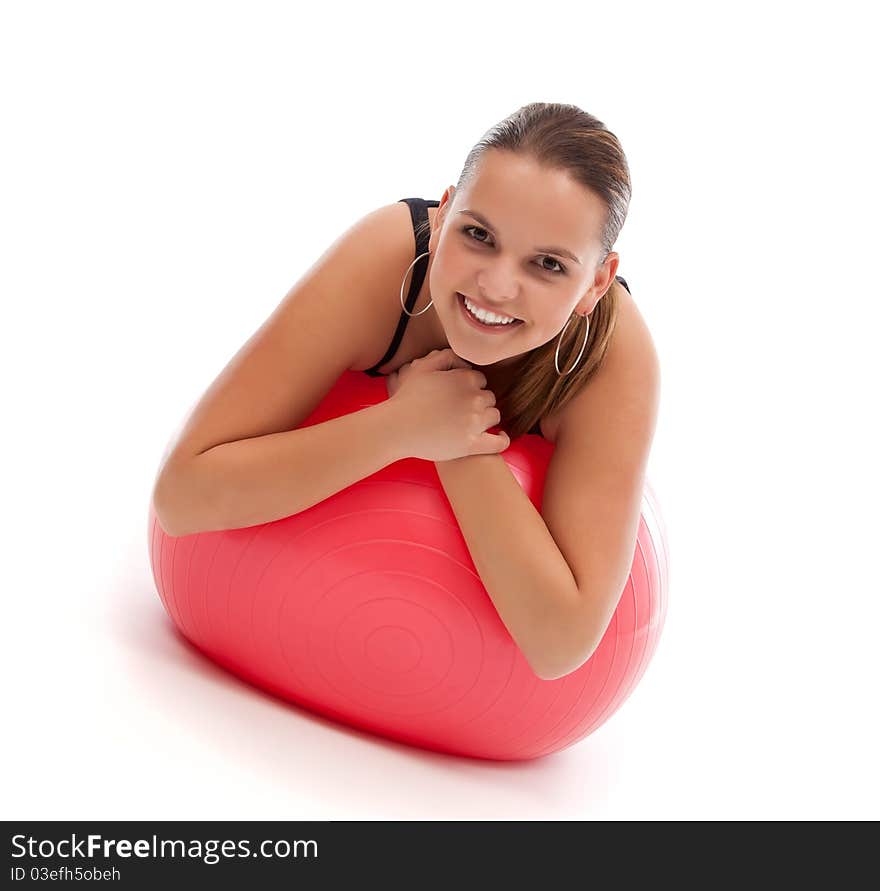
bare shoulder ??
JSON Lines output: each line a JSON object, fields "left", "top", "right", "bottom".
{"left": 603, "top": 282, "right": 659, "bottom": 382}
{"left": 548, "top": 280, "right": 660, "bottom": 444}
{"left": 152, "top": 200, "right": 421, "bottom": 471}
{"left": 345, "top": 200, "right": 420, "bottom": 371}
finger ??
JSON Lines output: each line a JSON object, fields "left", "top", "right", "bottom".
{"left": 426, "top": 348, "right": 472, "bottom": 370}
{"left": 478, "top": 430, "right": 510, "bottom": 453}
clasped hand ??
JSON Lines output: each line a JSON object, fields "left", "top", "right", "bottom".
{"left": 383, "top": 348, "right": 510, "bottom": 461}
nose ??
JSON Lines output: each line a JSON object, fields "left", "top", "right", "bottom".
{"left": 475, "top": 262, "right": 521, "bottom": 309}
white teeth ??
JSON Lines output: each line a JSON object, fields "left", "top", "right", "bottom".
{"left": 463, "top": 295, "right": 518, "bottom": 325}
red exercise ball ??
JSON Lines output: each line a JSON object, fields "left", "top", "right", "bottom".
{"left": 147, "top": 370, "right": 669, "bottom": 761}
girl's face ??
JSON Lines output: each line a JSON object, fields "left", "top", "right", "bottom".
{"left": 426, "top": 150, "right": 619, "bottom": 370}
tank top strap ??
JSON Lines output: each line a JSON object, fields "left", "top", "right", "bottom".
{"left": 363, "top": 197, "right": 439, "bottom": 376}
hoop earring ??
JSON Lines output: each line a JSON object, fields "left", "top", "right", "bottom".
{"left": 555, "top": 313, "right": 590, "bottom": 376}
{"left": 400, "top": 251, "right": 434, "bottom": 317}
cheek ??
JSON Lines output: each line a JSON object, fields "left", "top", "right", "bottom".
{"left": 526, "top": 310, "right": 573, "bottom": 345}
{"left": 428, "top": 251, "right": 461, "bottom": 297}
{"left": 436, "top": 236, "right": 472, "bottom": 272}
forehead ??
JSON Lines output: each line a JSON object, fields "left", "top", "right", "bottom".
{"left": 461, "top": 151, "right": 605, "bottom": 251}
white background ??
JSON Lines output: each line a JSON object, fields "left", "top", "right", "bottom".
{"left": 3, "top": 0, "right": 878, "bottom": 820}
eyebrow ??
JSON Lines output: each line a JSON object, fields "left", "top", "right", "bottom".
{"left": 456, "top": 208, "right": 582, "bottom": 265}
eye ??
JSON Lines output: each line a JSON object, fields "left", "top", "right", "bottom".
{"left": 539, "top": 256, "right": 566, "bottom": 274}
{"left": 461, "top": 225, "right": 567, "bottom": 275}
{"left": 462, "top": 224, "right": 492, "bottom": 244}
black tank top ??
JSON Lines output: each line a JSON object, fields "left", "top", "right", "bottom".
{"left": 363, "top": 197, "right": 632, "bottom": 438}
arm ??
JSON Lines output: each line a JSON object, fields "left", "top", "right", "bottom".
{"left": 459, "top": 311, "right": 662, "bottom": 684}
{"left": 433, "top": 300, "right": 661, "bottom": 681}
{"left": 434, "top": 453, "right": 583, "bottom": 681}
{"left": 153, "top": 399, "right": 406, "bottom": 537}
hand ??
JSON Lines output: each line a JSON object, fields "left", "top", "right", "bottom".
{"left": 386, "top": 348, "right": 509, "bottom": 461}
{"left": 384, "top": 367, "right": 405, "bottom": 401}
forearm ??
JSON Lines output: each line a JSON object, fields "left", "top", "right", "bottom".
{"left": 434, "top": 453, "right": 581, "bottom": 679}
{"left": 154, "top": 400, "right": 406, "bottom": 536}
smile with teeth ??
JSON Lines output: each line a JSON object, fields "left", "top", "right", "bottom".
{"left": 459, "top": 293, "right": 523, "bottom": 327}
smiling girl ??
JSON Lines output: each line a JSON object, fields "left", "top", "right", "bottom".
{"left": 152, "top": 101, "right": 660, "bottom": 680}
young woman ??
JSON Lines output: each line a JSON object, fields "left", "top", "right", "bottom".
{"left": 152, "top": 102, "right": 660, "bottom": 680}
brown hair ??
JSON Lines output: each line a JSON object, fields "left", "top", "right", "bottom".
{"left": 419, "top": 101, "right": 632, "bottom": 439}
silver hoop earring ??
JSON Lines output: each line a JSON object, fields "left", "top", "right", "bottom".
{"left": 554, "top": 314, "right": 590, "bottom": 376}
{"left": 400, "top": 251, "right": 434, "bottom": 317}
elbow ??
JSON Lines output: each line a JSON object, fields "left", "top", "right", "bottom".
{"left": 529, "top": 626, "right": 602, "bottom": 682}
{"left": 532, "top": 586, "right": 619, "bottom": 680}
{"left": 151, "top": 464, "right": 204, "bottom": 538}
{"left": 522, "top": 589, "right": 602, "bottom": 682}
{"left": 151, "top": 465, "right": 234, "bottom": 537}
{"left": 532, "top": 643, "right": 599, "bottom": 682}
{"left": 154, "top": 512, "right": 190, "bottom": 539}
{"left": 151, "top": 486, "right": 190, "bottom": 538}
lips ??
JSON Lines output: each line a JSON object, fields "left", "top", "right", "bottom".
{"left": 455, "top": 291, "right": 523, "bottom": 329}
